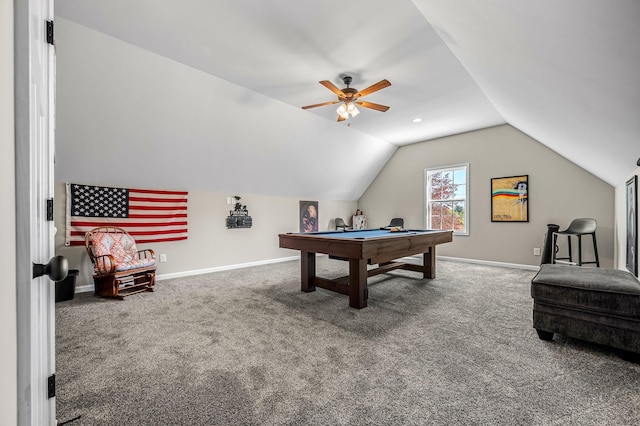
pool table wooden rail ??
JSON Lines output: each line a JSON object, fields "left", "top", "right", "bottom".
{"left": 279, "top": 231, "right": 452, "bottom": 265}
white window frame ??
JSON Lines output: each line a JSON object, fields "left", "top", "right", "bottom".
{"left": 424, "top": 163, "right": 469, "bottom": 236}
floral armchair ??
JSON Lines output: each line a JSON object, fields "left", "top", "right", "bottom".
{"left": 85, "top": 227, "right": 156, "bottom": 299}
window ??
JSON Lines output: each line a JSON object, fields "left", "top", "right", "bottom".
{"left": 425, "top": 163, "right": 469, "bottom": 235}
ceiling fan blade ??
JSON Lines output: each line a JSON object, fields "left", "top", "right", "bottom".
{"left": 301, "top": 100, "right": 340, "bottom": 110}
{"left": 356, "top": 100, "right": 390, "bottom": 112}
{"left": 319, "top": 80, "right": 346, "bottom": 97}
{"left": 354, "top": 79, "right": 391, "bottom": 98}
{"left": 337, "top": 114, "right": 346, "bottom": 122}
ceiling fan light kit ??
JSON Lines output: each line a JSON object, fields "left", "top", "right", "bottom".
{"left": 336, "top": 102, "right": 348, "bottom": 117}
{"left": 336, "top": 101, "right": 360, "bottom": 120}
{"left": 347, "top": 102, "right": 359, "bottom": 117}
{"left": 302, "top": 75, "right": 391, "bottom": 123}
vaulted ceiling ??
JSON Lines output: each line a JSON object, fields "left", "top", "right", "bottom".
{"left": 54, "top": 0, "right": 639, "bottom": 199}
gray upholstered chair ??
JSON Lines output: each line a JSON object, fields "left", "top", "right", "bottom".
{"left": 388, "top": 218, "right": 404, "bottom": 227}
{"left": 335, "top": 218, "right": 351, "bottom": 230}
{"left": 552, "top": 218, "right": 599, "bottom": 267}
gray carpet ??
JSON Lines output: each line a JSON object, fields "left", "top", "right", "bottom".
{"left": 55, "top": 258, "right": 640, "bottom": 425}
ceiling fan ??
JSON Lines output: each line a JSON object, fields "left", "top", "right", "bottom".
{"left": 301, "top": 75, "right": 391, "bottom": 122}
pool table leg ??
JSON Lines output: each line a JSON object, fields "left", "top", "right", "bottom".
{"left": 301, "top": 251, "right": 316, "bottom": 293}
{"left": 349, "top": 258, "right": 368, "bottom": 309}
{"left": 423, "top": 247, "right": 435, "bottom": 279}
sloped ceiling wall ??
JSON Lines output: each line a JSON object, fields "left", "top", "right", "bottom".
{"left": 54, "top": 1, "right": 639, "bottom": 200}
{"left": 413, "top": 0, "right": 640, "bottom": 186}
{"left": 54, "top": 19, "right": 396, "bottom": 201}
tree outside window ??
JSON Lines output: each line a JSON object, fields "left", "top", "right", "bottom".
{"left": 425, "top": 164, "right": 468, "bottom": 235}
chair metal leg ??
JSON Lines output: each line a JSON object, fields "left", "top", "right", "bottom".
{"left": 577, "top": 235, "right": 583, "bottom": 266}
{"left": 592, "top": 232, "right": 600, "bottom": 267}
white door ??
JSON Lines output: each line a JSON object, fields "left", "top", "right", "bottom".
{"left": 15, "top": 0, "right": 57, "bottom": 424}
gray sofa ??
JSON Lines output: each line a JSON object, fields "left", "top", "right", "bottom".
{"left": 531, "top": 264, "right": 640, "bottom": 354}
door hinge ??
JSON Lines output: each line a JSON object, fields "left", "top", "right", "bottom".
{"left": 46, "top": 20, "right": 54, "bottom": 45}
{"left": 48, "top": 374, "right": 55, "bottom": 399}
{"left": 47, "top": 198, "right": 54, "bottom": 221}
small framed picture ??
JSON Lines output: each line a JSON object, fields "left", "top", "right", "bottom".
{"left": 300, "top": 201, "right": 318, "bottom": 233}
{"left": 491, "top": 175, "right": 528, "bottom": 222}
{"left": 626, "top": 175, "right": 638, "bottom": 276}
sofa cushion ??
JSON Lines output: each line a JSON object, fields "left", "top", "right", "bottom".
{"left": 531, "top": 264, "right": 640, "bottom": 318}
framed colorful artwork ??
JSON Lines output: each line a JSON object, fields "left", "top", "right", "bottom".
{"left": 491, "top": 175, "right": 528, "bottom": 222}
{"left": 626, "top": 175, "right": 637, "bottom": 276}
{"left": 300, "top": 201, "right": 318, "bottom": 233}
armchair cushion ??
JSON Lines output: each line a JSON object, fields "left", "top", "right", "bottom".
{"left": 91, "top": 231, "right": 155, "bottom": 274}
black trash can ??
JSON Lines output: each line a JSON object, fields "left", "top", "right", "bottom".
{"left": 55, "top": 269, "right": 79, "bottom": 302}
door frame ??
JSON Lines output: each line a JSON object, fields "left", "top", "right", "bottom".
{"left": 1, "top": 0, "right": 17, "bottom": 424}
{"left": 15, "top": 0, "right": 56, "bottom": 424}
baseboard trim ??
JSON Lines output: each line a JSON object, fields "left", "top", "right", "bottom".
{"left": 75, "top": 256, "right": 301, "bottom": 293}
{"left": 75, "top": 285, "right": 94, "bottom": 293}
{"left": 436, "top": 256, "right": 540, "bottom": 271}
{"left": 74, "top": 254, "right": 540, "bottom": 294}
{"left": 155, "top": 256, "right": 300, "bottom": 281}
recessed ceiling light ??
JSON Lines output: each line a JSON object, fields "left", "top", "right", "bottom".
{"left": 412, "top": 118, "right": 422, "bottom": 123}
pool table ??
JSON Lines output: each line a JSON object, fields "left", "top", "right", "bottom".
{"left": 278, "top": 229, "right": 453, "bottom": 308}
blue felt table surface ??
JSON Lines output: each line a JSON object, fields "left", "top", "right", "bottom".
{"left": 291, "top": 229, "right": 437, "bottom": 239}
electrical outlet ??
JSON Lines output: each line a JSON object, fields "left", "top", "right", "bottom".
{"left": 533, "top": 248, "right": 541, "bottom": 256}
{"left": 159, "top": 253, "right": 167, "bottom": 263}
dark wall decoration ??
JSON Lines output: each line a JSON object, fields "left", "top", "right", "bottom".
{"left": 300, "top": 201, "right": 318, "bottom": 233}
{"left": 626, "top": 175, "right": 637, "bottom": 276}
{"left": 226, "top": 196, "right": 252, "bottom": 229}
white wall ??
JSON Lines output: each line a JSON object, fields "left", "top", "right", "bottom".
{"left": 615, "top": 166, "right": 640, "bottom": 275}
{"left": 358, "top": 125, "right": 615, "bottom": 268}
{"left": 0, "top": 0, "right": 17, "bottom": 423}
{"left": 55, "top": 182, "right": 356, "bottom": 288}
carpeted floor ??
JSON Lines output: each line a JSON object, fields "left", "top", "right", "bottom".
{"left": 55, "top": 258, "right": 640, "bottom": 425}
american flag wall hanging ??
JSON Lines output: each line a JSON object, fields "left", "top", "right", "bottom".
{"left": 65, "top": 183, "right": 188, "bottom": 246}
